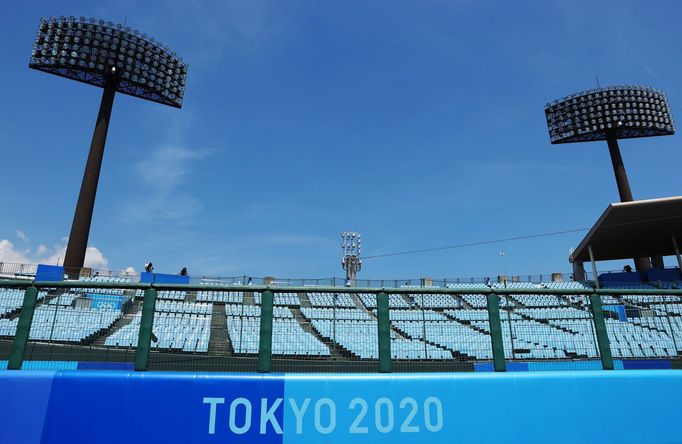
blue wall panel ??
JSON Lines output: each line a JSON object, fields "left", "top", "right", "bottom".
{"left": 622, "top": 359, "right": 672, "bottom": 370}
{"left": 1, "top": 371, "right": 681, "bottom": 444}
{"left": 76, "top": 362, "right": 134, "bottom": 371}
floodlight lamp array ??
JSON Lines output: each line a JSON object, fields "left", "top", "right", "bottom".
{"left": 545, "top": 85, "right": 674, "bottom": 144}
{"left": 29, "top": 16, "right": 188, "bottom": 108}
{"left": 341, "top": 232, "right": 361, "bottom": 258}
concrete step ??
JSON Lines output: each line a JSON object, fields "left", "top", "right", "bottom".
{"left": 208, "top": 304, "right": 232, "bottom": 355}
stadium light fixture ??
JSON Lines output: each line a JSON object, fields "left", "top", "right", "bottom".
{"left": 29, "top": 16, "right": 188, "bottom": 277}
{"left": 545, "top": 85, "right": 675, "bottom": 272}
{"left": 545, "top": 85, "right": 674, "bottom": 202}
{"left": 341, "top": 232, "right": 362, "bottom": 286}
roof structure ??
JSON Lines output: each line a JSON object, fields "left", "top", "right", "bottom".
{"left": 570, "top": 196, "right": 682, "bottom": 263}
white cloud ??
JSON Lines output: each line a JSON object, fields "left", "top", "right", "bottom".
{"left": 124, "top": 145, "right": 211, "bottom": 221}
{"left": 0, "top": 238, "right": 108, "bottom": 270}
{"left": 0, "top": 239, "right": 30, "bottom": 263}
{"left": 15, "top": 230, "right": 28, "bottom": 241}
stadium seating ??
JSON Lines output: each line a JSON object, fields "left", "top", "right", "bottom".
{"left": 79, "top": 276, "right": 129, "bottom": 295}
{"left": 197, "top": 289, "right": 243, "bottom": 303}
{"left": 0, "top": 305, "right": 121, "bottom": 342}
{"left": 105, "top": 308, "right": 211, "bottom": 353}
{"left": 2, "top": 282, "right": 681, "bottom": 364}
{"left": 358, "top": 293, "right": 409, "bottom": 309}
{"left": 307, "top": 293, "right": 356, "bottom": 308}
{"left": 225, "top": 305, "right": 329, "bottom": 356}
{"left": 134, "top": 289, "right": 187, "bottom": 300}
{"left": 0, "top": 288, "right": 46, "bottom": 317}
{"left": 253, "top": 292, "right": 301, "bottom": 306}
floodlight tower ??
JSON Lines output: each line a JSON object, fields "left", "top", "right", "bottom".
{"left": 29, "top": 16, "right": 188, "bottom": 277}
{"left": 545, "top": 85, "right": 675, "bottom": 271}
{"left": 341, "top": 232, "right": 362, "bottom": 286}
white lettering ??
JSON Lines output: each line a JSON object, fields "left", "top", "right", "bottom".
{"left": 375, "top": 398, "right": 394, "bottom": 433}
{"left": 424, "top": 397, "right": 443, "bottom": 432}
{"left": 399, "top": 397, "right": 419, "bottom": 433}
{"left": 203, "top": 397, "right": 225, "bottom": 435}
{"left": 229, "top": 397, "right": 252, "bottom": 434}
{"left": 260, "top": 398, "right": 283, "bottom": 434}
{"left": 314, "top": 398, "right": 336, "bottom": 434}
{"left": 289, "top": 398, "right": 311, "bottom": 434}
{"left": 349, "top": 398, "right": 369, "bottom": 434}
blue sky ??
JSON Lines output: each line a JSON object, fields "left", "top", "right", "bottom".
{"left": 1, "top": 0, "right": 681, "bottom": 280}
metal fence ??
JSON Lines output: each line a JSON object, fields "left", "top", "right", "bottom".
{"left": 1, "top": 278, "right": 681, "bottom": 372}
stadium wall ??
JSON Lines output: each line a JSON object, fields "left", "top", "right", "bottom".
{"left": 1, "top": 370, "right": 681, "bottom": 444}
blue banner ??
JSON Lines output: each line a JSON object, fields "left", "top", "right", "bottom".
{"left": 35, "top": 264, "right": 63, "bottom": 282}
{"left": 140, "top": 272, "right": 190, "bottom": 285}
{"left": 1, "top": 371, "right": 681, "bottom": 443}
{"left": 86, "top": 294, "right": 127, "bottom": 310}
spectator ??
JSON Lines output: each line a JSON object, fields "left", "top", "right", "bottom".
{"left": 144, "top": 262, "right": 154, "bottom": 273}
{"left": 623, "top": 264, "right": 632, "bottom": 273}
{"left": 180, "top": 267, "right": 188, "bottom": 276}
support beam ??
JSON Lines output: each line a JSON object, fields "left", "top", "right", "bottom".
{"left": 572, "top": 261, "right": 586, "bottom": 282}
{"left": 673, "top": 237, "right": 682, "bottom": 272}
{"left": 258, "top": 290, "right": 274, "bottom": 373}
{"left": 376, "top": 292, "right": 392, "bottom": 373}
{"left": 486, "top": 293, "right": 506, "bottom": 372}
{"left": 589, "top": 294, "right": 614, "bottom": 370}
{"left": 651, "top": 255, "right": 665, "bottom": 269}
{"left": 63, "top": 82, "right": 116, "bottom": 278}
{"left": 588, "top": 245, "right": 599, "bottom": 289}
{"left": 135, "top": 288, "right": 157, "bottom": 371}
{"left": 7, "top": 287, "right": 39, "bottom": 370}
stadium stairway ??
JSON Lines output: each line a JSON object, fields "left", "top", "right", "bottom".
{"left": 351, "top": 293, "right": 412, "bottom": 339}
{"left": 2, "top": 291, "right": 56, "bottom": 321}
{"left": 513, "top": 310, "right": 579, "bottom": 335}
{"left": 355, "top": 298, "right": 410, "bottom": 340}
{"left": 243, "top": 291, "right": 255, "bottom": 306}
{"left": 442, "top": 311, "right": 491, "bottom": 336}
{"left": 208, "top": 304, "right": 232, "bottom": 355}
{"left": 89, "top": 302, "right": 141, "bottom": 347}
{"left": 458, "top": 296, "right": 474, "bottom": 309}
{"left": 290, "top": 307, "right": 345, "bottom": 359}
{"left": 184, "top": 290, "right": 197, "bottom": 303}
{"left": 298, "top": 292, "right": 311, "bottom": 308}
{"left": 391, "top": 324, "right": 457, "bottom": 360}
{"left": 508, "top": 296, "right": 529, "bottom": 309}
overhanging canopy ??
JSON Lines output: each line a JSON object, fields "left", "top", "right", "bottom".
{"left": 570, "top": 196, "right": 682, "bottom": 263}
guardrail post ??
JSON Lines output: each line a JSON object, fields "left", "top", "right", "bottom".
{"left": 589, "top": 293, "right": 614, "bottom": 370}
{"left": 486, "top": 293, "right": 506, "bottom": 372}
{"left": 377, "top": 291, "right": 392, "bottom": 373}
{"left": 8, "top": 286, "right": 39, "bottom": 370}
{"left": 135, "top": 288, "right": 157, "bottom": 371}
{"left": 258, "top": 290, "right": 274, "bottom": 372}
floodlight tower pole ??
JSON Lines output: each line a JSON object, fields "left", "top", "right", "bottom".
{"left": 605, "top": 133, "right": 655, "bottom": 271}
{"left": 63, "top": 76, "right": 117, "bottom": 278}
{"left": 30, "top": 16, "right": 189, "bottom": 278}
{"left": 605, "top": 133, "right": 634, "bottom": 203}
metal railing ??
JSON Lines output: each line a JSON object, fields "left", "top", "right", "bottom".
{"left": 1, "top": 278, "right": 681, "bottom": 373}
